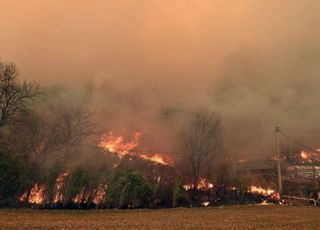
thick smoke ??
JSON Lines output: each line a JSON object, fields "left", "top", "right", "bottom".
{"left": 1, "top": 0, "right": 320, "bottom": 157}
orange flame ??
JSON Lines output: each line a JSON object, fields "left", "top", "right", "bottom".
{"left": 183, "top": 178, "right": 214, "bottom": 191}
{"left": 20, "top": 173, "right": 107, "bottom": 205}
{"left": 53, "top": 172, "right": 69, "bottom": 203}
{"left": 140, "top": 154, "right": 169, "bottom": 165}
{"left": 248, "top": 186, "right": 275, "bottom": 196}
{"left": 92, "top": 184, "right": 107, "bottom": 205}
{"left": 301, "top": 151, "right": 310, "bottom": 159}
{"left": 99, "top": 132, "right": 141, "bottom": 157}
{"left": 19, "top": 192, "right": 28, "bottom": 202}
{"left": 99, "top": 132, "right": 172, "bottom": 166}
{"left": 20, "top": 172, "right": 69, "bottom": 205}
{"left": 72, "top": 188, "right": 90, "bottom": 204}
{"left": 28, "top": 183, "right": 46, "bottom": 204}
{"left": 73, "top": 184, "right": 107, "bottom": 205}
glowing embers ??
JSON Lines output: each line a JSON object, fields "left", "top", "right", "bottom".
{"left": 99, "top": 132, "right": 172, "bottom": 166}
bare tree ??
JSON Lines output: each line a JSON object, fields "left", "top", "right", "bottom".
{"left": 4, "top": 97, "right": 95, "bottom": 205}
{"left": 4, "top": 97, "right": 94, "bottom": 166}
{"left": 181, "top": 109, "right": 222, "bottom": 191}
{"left": 0, "top": 62, "right": 40, "bottom": 129}
{"left": 30, "top": 103, "right": 94, "bottom": 160}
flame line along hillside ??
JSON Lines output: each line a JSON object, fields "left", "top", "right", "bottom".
{"left": 18, "top": 131, "right": 285, "bottom": 209}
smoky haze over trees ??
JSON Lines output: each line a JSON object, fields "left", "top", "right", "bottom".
{"left": 1, "top": 0, "right": 320, "bottom": 155}
{"left": 0, "top": 61, "right": 255, "bottom": 208}
{"left": 0, "top": 62, "right": 98, "bottom": 207}
{"left": 180, "top": 109, "right": 222, "bottom": 192}
{"left": 0, "top": 0, "right": 320, "bottom": 208}
{"left": 0, "top": 62, "right": 40, "bottom": 129}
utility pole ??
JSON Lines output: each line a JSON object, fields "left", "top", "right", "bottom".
{"left": 275, "top": 126, "right": 283, "bottom": 198}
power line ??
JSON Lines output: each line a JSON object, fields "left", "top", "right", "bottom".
{"left": 278, "top": 129, "right": 319, "bottom": 153}
{"left": 281, "top": 126, "right": 320, "bottom": 134}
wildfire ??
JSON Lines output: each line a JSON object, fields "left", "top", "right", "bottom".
{"left": 19, "top": 192, "right": 28, "bottom": 202}
{"left": 140, "top": 154, "right": 169, "bottom": 165}
{"left": 72, "top": 190, "right": 89, "bottom": 204}
{"left": 300, "top": 151, "right": 310, "bottom": 159}
{"left": 20, "top": 172, "right": 69, "bottom": 205}
{"left": 19, "top": 172, "right": 107, "bottom": 206}
{"left": 183, "top": 178, "right": 214, "bottom": 191}
{"left": 72, "top": 184, "right": 107, "bottom": 205}
{"left": 92, "top": 184, "right": 107, "bottom": 205}
{"left": 28, "top": 183, "right": 46, "bottom": 204}
{"left": 99, "top": 132, "right": 141, "bottom": 157}
{"left": 248, "top": 186, "right": 275, "bottom": 196}
{"left": 99, "top": 131, "right": 172, "bottom": 166}
{"left": 299, "top": 149, "right": 320, "bottom": 163}
{"left": 72, "top": 195, "right": 81, "bottom": 204}
{"left": 53, "top": 172, "right": 69, "bottom": 203}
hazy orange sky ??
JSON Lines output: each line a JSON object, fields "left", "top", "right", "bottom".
{"left": 1, "top": 0, "right": 320, "bottom": 155}
{"left": 1, "top": 0, "right": 319, "bottom": 85}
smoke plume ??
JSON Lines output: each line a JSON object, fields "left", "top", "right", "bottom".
{"left": 1, "top": 0, "right": 320, "bottom": 156}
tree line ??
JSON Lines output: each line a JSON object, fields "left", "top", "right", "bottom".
{"left": 0, "top": 61, "right": 267, "bottom": 209}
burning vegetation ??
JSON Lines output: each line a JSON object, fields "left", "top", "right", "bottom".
{"left": 98, "top": 132, "right": 172, "bottom": 166}
{"left": 183, "top": 178, "right": 214, "bottom": 191}
{"left": 14, "top": 126, "right": 284, "bottom": 208}
{"left": 0, "top": 60, "right": 319, "bottom": 209}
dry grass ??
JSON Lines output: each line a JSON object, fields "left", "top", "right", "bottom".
{"left": 1, "top": 206, "right": 320, "bottom": 229}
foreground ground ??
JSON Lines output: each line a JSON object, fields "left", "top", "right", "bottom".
{"left": 1, "top": 206, "right": 320, "bottom": 229}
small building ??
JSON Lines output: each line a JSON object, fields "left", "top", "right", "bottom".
{"left": 287, "top": 166, "right": 320, "bottom": 179}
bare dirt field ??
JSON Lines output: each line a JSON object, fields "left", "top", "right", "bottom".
{"left": 1, "top": 206, "right": 319, "bottom": 229}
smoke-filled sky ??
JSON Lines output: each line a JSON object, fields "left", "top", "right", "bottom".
{"left": 1, "top": 0, "right": 320, "bottom": 156}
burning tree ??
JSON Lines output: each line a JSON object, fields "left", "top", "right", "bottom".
{"left": 63, "top": 166, "right": 97, "bottom": 208}
{"left": 0, "top": 61, "right": 41, "bottom": 207}
{"left": 0, "top": 61, "right": 286, "bottom": 209}
{"left": 180, "top": 109, "right": 223, "bottom": 195}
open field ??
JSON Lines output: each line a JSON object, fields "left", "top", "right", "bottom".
{"left": 1, "top": 206, "right": 320, "bottom": 230}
